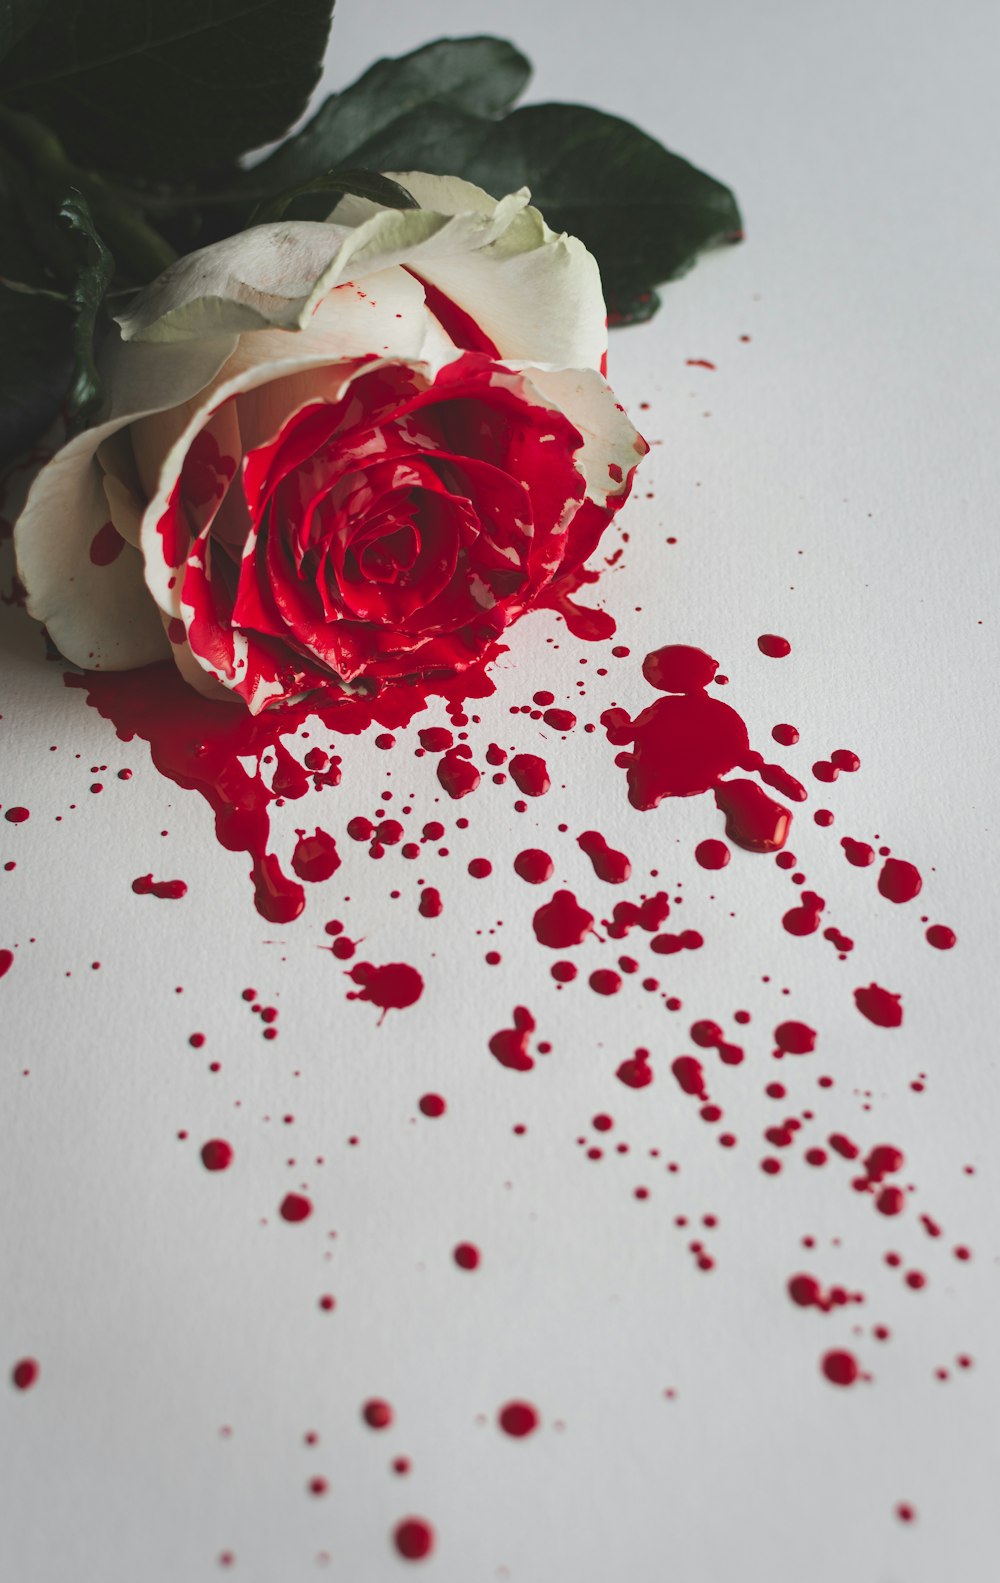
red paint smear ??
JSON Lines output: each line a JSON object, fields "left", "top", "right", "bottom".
{"left": 855, "top": 983, "right": 904, "bottom": 1028}
{"left": 577, "top": 830, "right": 631, "bottom": 883}
{"left": 532, "top": 890, "right": 594, "bottom": 949}
{"left": 66, "top": 659, "right": 494, "bottom": 923}
{"left": 200, "top": 1139, "right": 233, "bottom": 1172}
{"left": 877, "top": 858, "right": 922, "bottom": 904}
{"left": 489, "top": 1007, "right": 536, "bottom": 1073}
{"left": 498, "top": 1400, "right": 539, "bottom": 1437}
{"left": 347, "top": 961, "right": 424, "bottom": 1020}
{"left": 132, "top": 873, "right": 187, "bottom": 899}
{"left": 757, "top": 634, "right": 791, "bottom": 658}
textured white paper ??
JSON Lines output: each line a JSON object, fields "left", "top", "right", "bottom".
{"left": 3, "top": 3, "right": 999, "bottom": 1580}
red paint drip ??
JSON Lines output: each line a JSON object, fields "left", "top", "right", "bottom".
{"left": 132, "top": 873, "right": 188, "bottom": 900}
{"left": 88, "top": 519, "right": 125, "bottom": 566}
{"left": 617, "top": 1049, "right": 653, "bottom": 1088}
{"left": 782, "top": 889, "right": 825, "bottom": 936}
{"left": 453, "top": 1242, "right": 480, "bottom": 1270}
{"left": 577, "top": 830, "right": 631, "bottom": 883}
{"left": 0, "top": 949, "right": 15, "bottom": 980}
{"left": 671, "top": 1056, "right": 708, "bottom": 1100}
{"left": 437, "top": 749, "right": 481, "bottom": 799}
{"left": 418, "top": 1093, "right": 445, "bottom": 1118}
{"left": 771, "top": 723, "right": 799, "bottom": 746}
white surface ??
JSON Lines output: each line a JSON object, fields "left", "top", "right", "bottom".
{"left": 3, "top": 2, "right": 1000, "bottom": 1579}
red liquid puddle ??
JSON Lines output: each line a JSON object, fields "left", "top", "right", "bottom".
{"left": 67, "top": 659, "right": 493, "bottom": 922}
{"left": 489, "top": 1007, "right": 537, "bottom": 1072}
{"left": 532, "top": 890, "right": 594, "bottom": 949}
{"left": 347, "top": 961, "right": 424, "bottom": 1020}
{"left": 514, "top": 849, "right": 554, "bottom": 884}
{"left": 132, "top": 873, "right": 188, "bottom": 900}
{"left": 509, "top": 754, "right": 550, "bottom": 797}
{"left": 855, "top": 983, "right": 904, "bottom": 1028}
{"left": 878, "top": 858, "right": 922, "bottom": 904}
{"left": 200, "top": 1139, "right": 234, "bottom": 1172}
{"left": 577, "top": 830, "right": 631, "bottom": 883}
{"left": 498, "top": 1400, "right": 539, "bottom": 1437}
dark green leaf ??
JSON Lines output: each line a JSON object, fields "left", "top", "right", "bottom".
{"left": 59, "top": 190, "right": 114, "bottom": 431}
{"left": 606, "top": 285, "right": 662, "bottom": 328}
{"left": 0, "top": 0, "right": 51, "bottom": 64}
{"left": 0, "top": 0, "right": 336, "bottom": 178}
{"left": 250, "top": 168, "right": 418, "bottom": 227}
{"left": 0, "top": 192, "right": 71, "bottom": 462}
{"left": 458, "top": 104, "right": 743, "bottom": 300}
{"left": 252, "top": 36, "right": 529, "bottom": 194}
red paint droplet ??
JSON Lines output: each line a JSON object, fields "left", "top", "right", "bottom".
{"left": 11, "top": 1358, "right": 38, "bottom": 1390}
{"left": 926, "top": 923, "right": 956, "bottom": 949}
{"left": 821, "top": 1349, "right": 859, "bottom": 1386}
{"left": 89, "top": 520, "right": 125, "bottom": 566}
{"left": 0, "top": 949, "right": 14, "bottom": 981}
{"left": 489, "top": 1007, "right": 537, "bottom": 1073}
{"left": 695, "top": 839, "right": 730, "bottom": 870}
{"left": 307, "top": 1476, "right": 328, "bottom": 1496}
{"left": 467, "top": 857, "right": 492, "bottom": 879}
{"left": 841, "top": 837, "right": 875, "bottom": 867}
{"left": 514, "top": 848, "right": 554, "bottom": 884}
{"left": 831, "top": 748, "right": 860, "bottom": 772}
{"left": 418, "top": 727, "right": 453, "bottom": 753}
{"left": 290, "top": 828, "right": 340, "bottom": 883}
{"left": 347, "top": 961, "right": 424, "bottom": 1018}
{"left": 200, "top": 1139, "right": 233, "bottom": 1172}
{"left": 617, "top": 1050, "right": 653, "bottom": 1088}
{"left": 855, "top": 983, "right": 904, "bottom": 1028}
{"left": 877, "top": 858, "right": 922, "bottom": 904}
{"left": 363, "top": 1398, "right": 393, "bottom": 1430}
{"left": 715, "top": 781, "right": 790, "bottom": 854}
{"left": 453, "top": 1242, "right": 480, "bottom": 1270}
{"left": 543, "top": 707, "right": 576, "bottom": 731}
{"left": 393, "top": 1518, "right": 434, "bottom": 1561}
{"left": 498, "top": 1400, "right": 539, "bottom": 1437}
{"left": 132, "top": 873, "right": 188, "bottom": 900}
{"left": 509, "top": 753, "right": 550, "bottom": 797}
{"left": 771, "top": 723, "right": 799, "bottom": 746}
{"left": 418, "top": 1093, "right": 446, "bottom": 1118}
{"left": 589, "top": 968, "right": 622, "bottom": 996}
{"left": 436, "top": 749, "right": 480, "bottom": 799}
{"left": 757, "top": 634, "right": 791, "bottom": 658}
{"left": 895, "top": 1502, "right": 917, "bottom": 1524}
{"left": 5, "top": 807, "right": 30, "bottom": 823}
{"left": 578, "top": 830, "right": 631, "bottom": 883}
{"left": 279, "top": 1193, "right": 312, "bottom": 1224}
{"left": 532, "top": 890, "right": 594, "bottom": 949}
{"left": 418, "top": 887, "right": 442, "bottom": 918}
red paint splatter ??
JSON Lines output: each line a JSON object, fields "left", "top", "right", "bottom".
{"left": 757, "top": 634, "right": 791, "bottom": 658}
{"left": 11, "top": 1358, "right": 38, "bottom": 1390}
{"left": 514, "top": 849, "right": 554, "bottom": 884}
{"left": 290, "top": 828, "right": 340, "bottom": 883}
{"left": 347, "top": 961, "right": 424, "bottom": 1019}
{"left": 132, "top": 874, "right": 188, "bottom": 900}
{"left": 878, "top": 858, "right": 922, "bottom": 904}
{"left": 453, "top": 1242, "right": 480, "bottom": 1270}
{"left": 577, "top": 830, "right": 631, "bottom": 883}
{"left": 532, "top": 890, "right": 594, "bottom": 949}
{"left": 821, "top": 1349, "right": 860, "bottom": 1386}
{"left": 200, "top": 1139, "right": 233, "bottom": 1172}
{"left": 489, "top": 1007, "right": 537, "bottom": 1072}
{"left": 855, "top": 984, "right": 903, "bottom": 1028}
{"left": 279, "top": 1193, "right": 312, "bottom": 1223}
{"left": 509, "top": 753, "right": 550, "bottom": 797}
{"left": 362, "top": 1399, "right": 393, "bottom": 1430}
{"left": 695, "top": 839, "right": 730, "bottom": 870}
{"left": 393, "top": 1518, "right": 434, "bottom": 1561}
{"left": 498, "top": 1401, "right": 539, "bottom": 1437}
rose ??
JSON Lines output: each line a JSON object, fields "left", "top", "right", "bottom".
{"left": 15, "top": 173, "right": 647, "bottom": 712}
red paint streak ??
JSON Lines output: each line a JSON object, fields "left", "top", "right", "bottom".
{"left": 577, "top": 830, "right": 631, "bottom": 883}
{"left": 532, "top": 890, "right": 594, "bottom": 949}
{"left": 489, "top": 1007, "right": 536, "bottom": 1072}
{"left": 855, "top": 983, "right": 903, "bottom": 1028}
{"left": 695, "top": 839, "right": 730, "bottom": 870}
{"left": 686, "top": 358, "right": 716, "bottom": 369}
{"left": 393, "top": 1518, "right": 435, "bottom": 1561}
{"left": 926, "top": 924, "right": 956, "bottom": 949}
{"left": 498, "top": 1401, "right": 539, "bottom": 1437}
{"left": 132, "top": 873, "right": 188, "bottom": 899}
{"left": 514, "top": 849, "right": 554, "bottom": 884}
{"left": 347, "top": 961, "right": 424, "bottom": 1019}
{"left": 418, "top": 887, "right": 442, "bottom": 918}
{"left": 279, "top": 1192, "right": 312, "bottom": 1223}
{"left": 11, "top": 1358, "right": 39, "bottom": 1390}
{"left": 200, "top": 1139, "right": 233, "bottom": 1172}
{"left": 509, "top": 754, "right": 550, "bottom": 797}
{"left": 878, "top": 858, "right": 922, "bottom": 904}
{"left": 821, "top": 1349, "right": 859, "bottom": 1386}
{"left": 290, "top": 828, "right": 340, "bottom": 882}
{"left": 757, "top": 634, "right": 791, "bottom": 658}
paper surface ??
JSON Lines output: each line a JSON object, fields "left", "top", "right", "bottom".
{"left": 3, "top": 2, "right": 999, "bottom": 1579}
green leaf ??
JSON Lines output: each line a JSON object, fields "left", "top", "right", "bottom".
{"left": 59, "top": 190, "right": 114, "bottom": 431}
{"left": 459, "top": 104, "right": 743, "bottom": 301}
{"left": 0, "top": 0, "right": 337, "bottom": 178}
{"left": 0, "top": 0, "right": 51, "bottom": 63}
{"left": 250, "top": 168, "right": 419, "bottom": 227}
{"left": 251, "top": 35, "right": 530, "bottom": 195}
{"left": 606, "top": 285, "right": 662, "bottom": 328}
{"left": 0, "top": 183, "right": 72, "bottom": 462}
